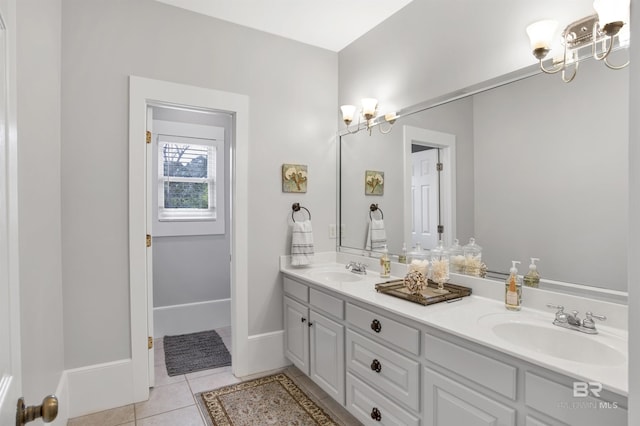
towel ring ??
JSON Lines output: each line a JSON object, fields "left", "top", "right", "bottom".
{"left": 292, "top": 203, "right": 311, "bottom": 222}
{"left": 369, "top": 204, "right": 384, "bottom": 220}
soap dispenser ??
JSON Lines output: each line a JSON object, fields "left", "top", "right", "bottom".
{"left": 505, "top": 261, "right": 522, "bottom": 311}
{"left": 523, "top": 258, "right": 540, "bottom": 288}
{"left": 380, "top": 245, "right": 391, "bottom": 278}
{"left": 398, "top": 243, "right": 408, "bottom": 264}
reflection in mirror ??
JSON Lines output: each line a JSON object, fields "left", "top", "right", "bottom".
{"left": 339, "top": 58, "right": 628, "bottom": 292}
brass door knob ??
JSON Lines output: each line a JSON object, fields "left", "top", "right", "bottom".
{"left": 16, "top": 395, "right": 58, "bottom": 426}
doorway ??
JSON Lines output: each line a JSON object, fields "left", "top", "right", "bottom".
{"left": 403, "top": 125, "right": 456, "bottom": 251}
{"left": 128, "top": 76, "right": 250, "bottom": 402}
{"left": 148, "top": 104, "right": 232, "bottom": 386}
{"left": 410, "top": 145, "right": 441, "bottom": 250}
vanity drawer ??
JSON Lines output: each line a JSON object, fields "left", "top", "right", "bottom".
{"left": 310, "top": 288, "right": 344, "bottom": 319}
{"left": 346, "top": 373, "right": 420, "bottom": 426}
{"left": 424, "top": 333, "right": 517, "bottom": 400}
{"left": 346, "top": 329, "right": 420, "bottom": 411}
{"left": 346, "top": 303, "right": 420, "bottom": 355}
{"left": 283, "top": 277, "right": 308, "bottom": 302}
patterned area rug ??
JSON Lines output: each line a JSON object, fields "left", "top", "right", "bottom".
{"left": 196, "top": 373, "right": 338, "bottom": 425}
{"left": 164, "top": 330, "right": 231, "bottom": 376}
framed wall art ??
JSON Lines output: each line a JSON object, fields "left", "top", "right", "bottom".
{"left": 282, "top": 164, "right": 308, "bottom": 193}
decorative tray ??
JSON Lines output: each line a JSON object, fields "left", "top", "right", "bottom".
{"left": 374, "top": 279, "right": 472, "bottom": 306}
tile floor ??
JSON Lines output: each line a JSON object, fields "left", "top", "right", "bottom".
{"left": 67, "top": 327, "right": 362, "bottom": 425}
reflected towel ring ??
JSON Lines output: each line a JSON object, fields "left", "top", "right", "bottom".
{"left": 292, "top": 203, "right": 311, "bottom": 222}
{"left": 370, "top": 203, "right": 384, "bottom": 220}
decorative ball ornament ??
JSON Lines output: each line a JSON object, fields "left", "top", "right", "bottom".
{"left": 404, "top": 270, "right": 427, "bottom": 294}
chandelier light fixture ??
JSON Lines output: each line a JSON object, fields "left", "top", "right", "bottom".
{"left": 340, "top": 98, "right": 397, "bottom": 135}
{"left": 525, "top": 0, "right": 630, "bottom": 83}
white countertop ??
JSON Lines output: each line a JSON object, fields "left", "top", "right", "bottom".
{"left": 280, "top": 254, "right": 629, "bottom": 396}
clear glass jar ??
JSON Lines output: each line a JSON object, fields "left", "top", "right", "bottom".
{"left": 430, "top": 240, "right": 450, "bottom": 294}
{"left": 407, "top": 242, "right": 428, "bottom": 276}
{"left": 463, "top": 237, "right": 483, "bottom": 276}
{"left": 447, "top": 238, "right": 464, "bottom": 274}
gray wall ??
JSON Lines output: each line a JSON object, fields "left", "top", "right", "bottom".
{"left": 338, "top": 0, "right": 596, "bottom": 112}
{"left": 16, "top": 0, "right": 65, "bottom": 402}
{"left": 153, "top": 235, "right": 230, "bottom": 306}
{"left": 61, "top": 0, "right": 337, "bottom": 369}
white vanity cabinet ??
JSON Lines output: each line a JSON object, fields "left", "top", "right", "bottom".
{"left": 281, "top": 269, "right": 628, "bottom": 426}
{"left": 422, "top": 329, "right": 627, "bottom": 426}
{"left": 283, "top": 277, "right": 345, "bottom": 404}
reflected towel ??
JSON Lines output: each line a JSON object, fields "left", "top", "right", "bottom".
{"left": 291, "top": 220, "right": 314, "bottom": 266}
{"left": 366, "top": 219, "right": 387, "bottom": 251}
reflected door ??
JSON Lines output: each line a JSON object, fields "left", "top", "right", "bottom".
{"left": 411, "top": 147, "right": 440, "bottom": 250}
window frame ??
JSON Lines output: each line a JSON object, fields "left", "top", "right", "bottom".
{"left": 157, "top": 134, "right": 219, "bottom": 222}
{"left": 151, "top": 119, "right": 226, "bottom": 237}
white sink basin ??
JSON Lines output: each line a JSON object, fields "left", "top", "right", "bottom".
{"left": 478, "top": 313, "right": 626, "bottom": 366}
{"left": 305, "top": 268, "right": 365, "bottom": 283}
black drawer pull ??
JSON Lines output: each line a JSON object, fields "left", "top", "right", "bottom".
{"left": 371, "top": 407, "right": 381, "bottom": 421}
{"left": 371, "top": 359, "right": 382, "bottom": 373}
{"left": 371, "top": 319, "right": 382, "bottom": 333}
{"left": 301, "top": 317, "right": 306, "bottom": 323}
{"left": 308, "top": 322, "right": 313, "bottom": 327}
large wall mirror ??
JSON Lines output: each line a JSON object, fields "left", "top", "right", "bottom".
{"left": 339, "top": 58, "right": 628, "bottom": 293}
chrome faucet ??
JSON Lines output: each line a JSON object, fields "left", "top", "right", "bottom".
{"left": 547, "top": 304, "right": 606, "bottom": 334}
{"left": 345, "top": 261, "right": 367, "bottom": 275}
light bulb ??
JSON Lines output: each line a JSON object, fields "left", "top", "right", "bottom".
{"left": 340, "top": 105, "right": 356, "bottom": 125}
{"left": 594, "top": 0, "right": 629, "bottom": 26}
{"left": 361, "top": 98, "right": 378, "bottom": 120}
{"left": 526, "top": 20, "right": 558, "bottom": 52}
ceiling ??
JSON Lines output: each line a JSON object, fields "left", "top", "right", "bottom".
{"left": 155, "top": 0, "right": 415, "bottom": 52}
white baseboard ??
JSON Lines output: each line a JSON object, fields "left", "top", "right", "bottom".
{"left": 61, "top": 328, "right": 286, "bottom": 419}
{"left": 242, "top": 330, "right": 288, "bottom": 377}
{"left": 154, "top": 299, "right": 231, "bottom": 338}
{"left": 65, "top": 359, "right": 134, "bottom": 419}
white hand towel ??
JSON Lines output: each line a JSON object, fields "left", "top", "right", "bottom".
{"left": 365, "top": 219, "right": 387, "bottom": 251}
{"left": 291, "top": 220, "right": 314, "bottom": 266}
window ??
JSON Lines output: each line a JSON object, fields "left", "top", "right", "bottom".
{"left": 157, "top": 135, "right": 220, "bottom": 222}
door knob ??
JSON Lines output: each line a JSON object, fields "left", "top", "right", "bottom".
{"left": 16, "top": 395, "right": 58, "bottom": 426}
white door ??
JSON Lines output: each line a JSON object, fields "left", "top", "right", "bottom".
{"left": 283, "top": 297, "right": 309, "bottom": 375}
{"left": 0, "top": 1, "right": 22, "bottom": 423}
{"left": 411, "top": 148, "right": 440, "bottom": 250}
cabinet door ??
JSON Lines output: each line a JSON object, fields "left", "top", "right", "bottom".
{"left": 424, "top": 367, "right": 516, "bottom": 426}
{"left": 284, "top": 296, "right": 310, "bottom": 375}
{"left": 310, "top": 310, "right": 345, "bottom": 404}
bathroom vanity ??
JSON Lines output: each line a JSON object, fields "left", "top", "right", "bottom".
{"left": 280, "top": 253, "right": 628, "bottom": 426}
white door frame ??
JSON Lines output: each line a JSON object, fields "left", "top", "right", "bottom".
{"left": 403, "top": 125, "right": 456, "bottom": 249}
{"left": 128, "top": 76, "right": 249, "bottom": 401}
{"left": 0, "top": 0, "right": 22, "bottom": 423}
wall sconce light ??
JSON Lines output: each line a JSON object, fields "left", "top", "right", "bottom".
{"left": 526, "top": 0, "right": 630, "bottom": 83}
{"left": 340, "top": 98, "right": 397, "bottom": 135}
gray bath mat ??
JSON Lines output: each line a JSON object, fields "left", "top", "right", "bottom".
{"left": 164, "top": 329, "right": 231, "bottom": 376}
